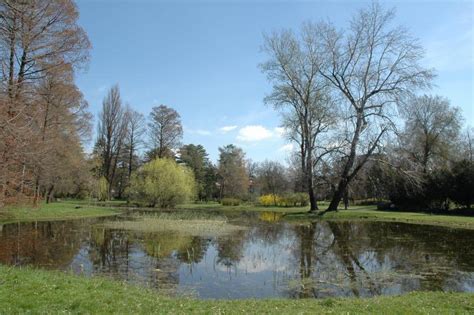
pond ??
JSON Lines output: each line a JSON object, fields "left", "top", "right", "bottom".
{"left": 0, "top": 211, "right": 473, "bottom": 299}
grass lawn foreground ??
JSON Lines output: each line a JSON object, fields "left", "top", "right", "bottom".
{"left": 0, "top": 265, "right": 472, "bottom": 314}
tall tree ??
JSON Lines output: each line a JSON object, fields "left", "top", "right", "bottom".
{"left": 261, "top": 24, "right": 338, "bottom": 212}
{"left": 401, "top": 95, "right": 461, "bottom": 173}
{"left": 124, "top": 107, "right": 145, "bottom": 183}
{"left": 0, "top": 0, "right": 90, "bottom": 205}
{"left": 217, "top": 145, "right": 249, "bottom": 199}
{"left": 314, "top": 3, "right": 434, "bottom": 211}
{"left": 95, "top": 85, "right": 127, "bottom": 199}
{"left": 147, "top": 104, "right": 182, "bottom": 160}
{"left": 179, "top": 144, "right": 210, "bottom": 200}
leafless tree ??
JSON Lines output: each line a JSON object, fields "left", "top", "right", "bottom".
{"left": 261, "top": 26, "right": 338, "bottom": 212}
{"left": 313, "top": 3, "right": 434, "bottom": 211}
{"left": 96, "top": 85, "right": 128, "bottom": 198}
{"left": 124, "top": 107, "right": 145, "bottom": 182}
{"left": 401, "top": 95, "right": 461, "bottom": 173}
{"left": 147, "top": 104, "right": 183, "bottom": 159}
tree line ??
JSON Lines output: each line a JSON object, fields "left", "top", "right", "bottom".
{"left": 1, "top": 0, "right": 472, "bottom": 212}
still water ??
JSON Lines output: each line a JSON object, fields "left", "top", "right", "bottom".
{"left": 0, "top": 211, "right": 473, "bottom": 299}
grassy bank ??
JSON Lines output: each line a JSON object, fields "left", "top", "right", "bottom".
{"left": 0, "top": 265, "right": 472, "bottom": 314}
{"left": 284, "top": 205, "right": 474, "bottom": 230}
{"left": 0, "top": 201, "right": 122, "bottom": 224}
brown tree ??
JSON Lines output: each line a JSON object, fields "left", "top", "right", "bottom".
{"left": 147, "top": 104, "right": 183, "bottom": 159}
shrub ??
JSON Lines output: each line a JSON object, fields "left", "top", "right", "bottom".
{"left": 258, "top": 194, "right": 281, "bottom": 206}
{"left": 449, "top": 160, "right": 474, "bottom": 209}
{"left": 128, "top": 158, "right": 196, "bottom": 208}
{"left": 221, "top": 198, "right": 240, "bottom": 206}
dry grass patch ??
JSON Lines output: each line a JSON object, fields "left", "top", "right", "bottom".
{"left": 102, "top": 214, "right": 246, "bottom": 237}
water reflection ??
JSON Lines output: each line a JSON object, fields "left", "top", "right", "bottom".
{"left": 0, "top": 214, "right": 472, "bottom": 299}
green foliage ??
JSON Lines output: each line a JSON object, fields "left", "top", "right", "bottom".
{"left": 128, "top": 158, "right": 196, "bottom": 208}
{"left": 221, "top": 198, "right": 241, "bottom": 206}
{"left": 97, "top": 176, "right": 109, "bottom": 201}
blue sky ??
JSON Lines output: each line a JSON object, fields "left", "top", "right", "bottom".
{"left": 75, "top": 0, "right": 473, "bottom": 163}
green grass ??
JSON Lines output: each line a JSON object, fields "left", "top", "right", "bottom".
{"left": 0, "top": 201, "right": 122, "bottom": 224}
{"left": 284, "top": 205, "right": 474, "bottom": 230}
{"left": 177, "top": 202, "right": 474, "bottom": 230}
{"left": 176, "top": 201, "right": 314, "bottom": 213}
{"left": 0, "top": 265, "right": 472, "bottom": 314}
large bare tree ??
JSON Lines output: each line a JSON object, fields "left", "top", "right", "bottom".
{"left": 261, "top": 26, "right": 337, "bottom": 212}
{"left": 314, "top": 3, "right": 434, "bottom": 211}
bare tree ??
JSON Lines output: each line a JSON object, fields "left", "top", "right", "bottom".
{"left": 147, "top": 104, "right": 183, "bottom": 159}
{"left": 314, "top": 3, "right": 434, "bottom": 211}
{"left": 256, "top": 160, "right": 289, "bottom": 201}
{"left": 401, "top": 95, "right": 461, "bottom": 173}
{"left": 95, "top": 85, "right": 127, "bottom": 198}
{"left": 261, "top": 26, "right": 337, "bottom": 212}
{"left": 124, "top": 107, "right": 145, "bottom": 182}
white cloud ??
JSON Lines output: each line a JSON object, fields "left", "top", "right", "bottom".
{"left": 187, "top": 128, "right": 212, "bottom": 136}
{"left": 274, "top": 127, "right": 286, "bottom": 138}
{"left": 237, "top": 125, "right": 274, "bottom": 142}
{"left": 278, "top": 143, "right": 294, "bottom": 152}
{"left": 219, "top": 125, "right": 238, "bottom": 133}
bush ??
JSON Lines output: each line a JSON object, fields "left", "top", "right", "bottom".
{"left": 258, "top": 193, "right": 309, "bottom": 207}
{"left": 449, "top": 160, "right": 474, "bottom": 209}
{"left": 258, "top": 194, "right": 281, "bottom": 206}
{"left": 128, "top": 159, "right": 196, "bottom": 208}
{"left": 221, "top": 198, "right": 240, "bottom": 206}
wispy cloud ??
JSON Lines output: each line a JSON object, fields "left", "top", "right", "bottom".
{"left": 219, "top": 125, "right": 238, "bottom": 133}
{"left": 187, "top": 128, "right": 212, "bottom": 136}
{"left": 278, "top": 143, "right": 294, "bottom": 152}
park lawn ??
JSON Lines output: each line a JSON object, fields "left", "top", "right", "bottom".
{"left": 176, "top": 201, "right": 323, "bottom": 213}
{"left": 285, "top": 205, "right": 474, "bottom": 230}
{"left": 0, "top": 265, "right": 472, "bottom": 315}
{"left": 0, "top": 201, "right": 122, "bottom": 224}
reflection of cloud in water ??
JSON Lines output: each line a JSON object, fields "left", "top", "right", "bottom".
{"left": 216, "top": 241, "right": 293, "bottom": 274}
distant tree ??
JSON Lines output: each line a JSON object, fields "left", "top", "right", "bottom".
{"left": 256, "top": 160, "right": 289, "bottom": 198}
{"left": 217, "top": 145, "right": 249, "bottom": 199}
{"left": 314, "top": 3, "right": 434, "bottom": 211}
{"left": 401, "top": 95, "right": 462, "bottom": 173}
{"left": 179, "top": 144, "right": 211, "bottom": 200}
{"left": 128, "top": 158, "right": 196, "bottom": 208}
{"left": 147, "top": 105, "right": 183, "bottom": 159}
{"left": 124, "top": 108, "right": 145, "bottom": 184}
{"left": 95, "top": 85, "right": 128, "bottom": 198}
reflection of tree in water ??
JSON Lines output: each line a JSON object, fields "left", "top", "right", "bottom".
{"left": 288, "top": 220, "right": 474, "bottom": 298}
{"left": 0, "top": 220, "right": 88, "bottom": 269}
{"left": 215, "top": 229, "right": 248, "bottom": 268}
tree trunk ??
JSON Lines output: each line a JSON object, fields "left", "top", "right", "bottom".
{"left": 327, "top": 178, "right": 348, "bottom": 211}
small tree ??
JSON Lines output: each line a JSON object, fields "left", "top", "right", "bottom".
{"left": 128, "top": 159, "right": 196, "bottom": 208}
